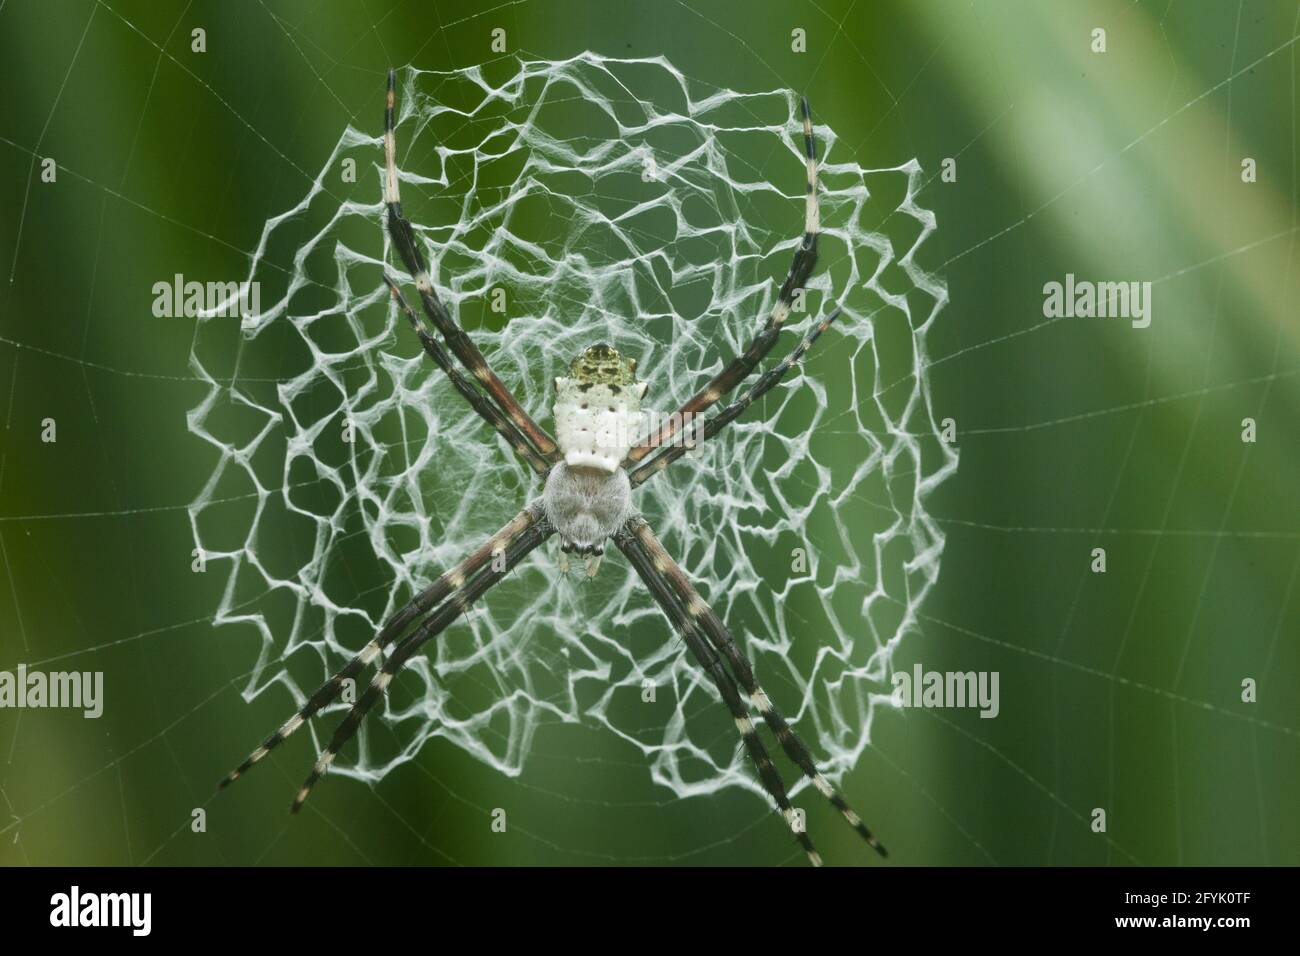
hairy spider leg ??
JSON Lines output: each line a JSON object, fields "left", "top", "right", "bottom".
{"left": 219, "top": 504, "right": 544, "bottom": 789}
{"left": 616, "top": 526, "right": 824, "bottom": 866}
{"left": 628, "top": 516, "right": 887, "bottom": 858}
{"left": 629, "top": 306, "right": 840, "bottom": 487}
{"left": 624, "top": 95, "right": 821, "bottom": 466}
{"left": 384, "top": 67, "right": 559, "bottom": 463}
{"left": 290, "top": 518, "right": 554, "bottom": 813}
{"left": 385, "top": 278, "right": 550, "bottom": 475}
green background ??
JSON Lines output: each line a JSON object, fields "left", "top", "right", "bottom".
{"left": 0, "top": 0, "right": 1296, "bottom": 866}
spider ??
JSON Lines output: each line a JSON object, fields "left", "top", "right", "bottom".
{"left": 219, "top": 69, "right": 886, "bottom": 867}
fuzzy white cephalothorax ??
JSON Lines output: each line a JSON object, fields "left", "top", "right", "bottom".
{"left": 553, "top": 377, "right": 648, "bottom": 473}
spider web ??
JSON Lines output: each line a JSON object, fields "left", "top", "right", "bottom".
{"left": 0, "top": 0, "right": 1295, "bottom": 870}
{"left": 185, "top": 53, "right": 954, "bottom": 804}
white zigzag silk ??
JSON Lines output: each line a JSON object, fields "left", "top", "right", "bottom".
{"left": 188, "top": 54, "right": 956, "bottom": 808}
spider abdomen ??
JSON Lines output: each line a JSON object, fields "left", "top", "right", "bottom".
{"left": 542, "top": 462, "right": 633, "bottom": 555}
{"left": 553, "top": 378, "right": 647, "bottom": 473}
{"left": 552, "top": 342, "right": 647, "bottom": 473}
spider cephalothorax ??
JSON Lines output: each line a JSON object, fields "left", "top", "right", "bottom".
{"left": 541, "top": 462, "right": 631, "bottom": 573}
{"left": 220, "top": 69, "right": 886, "bottom": 868}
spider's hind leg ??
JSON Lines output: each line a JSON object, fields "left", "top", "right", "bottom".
{"left": 382, "top": 68, "right": 559, "bottom": 469}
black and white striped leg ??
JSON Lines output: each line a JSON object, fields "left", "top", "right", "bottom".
{"left": 623, "top": 95, "right": 820, "bottom": 467}
{"left": 384, "top": 68, "right": 560, "bottom": 463}
{"left": 385, "top": 278, "right": 550, "bottom": 476}
{"left": 219, "top": 503, "right": 545, "bottom": 790}
{"left": 627, "top": 517, "right": 887, "bottom": 857}
{"left": 629, "top": 306, "right": 841, "bottom": 488}
{"left": 290, "top": 517, "right": 554, "bottom": 814}
{"left": 615, "top": 525, "right": 824, "bottom": 866}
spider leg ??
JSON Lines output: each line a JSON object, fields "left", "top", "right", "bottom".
{"left": 219, "top": 503, "right": 545, "bottom": 789}
{"left": 629, "top": 306, "right": 840, "bottom": 488}
{"left": 623, "top": 95, "right": 820, "bottom": 467}
{"left": 384, "top": 68, "right": 559, "bottom": 464}
{"left": 385, "top": 278, "right": 550, "bottom": 475}
{"left": 289, "top": 517, "right": 554, "bottom": 814}
{"left": 615, "top": 524, "right": 824, "bottom": 867}
{"left": 625, "top": 516, "right": 887, "bottom": 857}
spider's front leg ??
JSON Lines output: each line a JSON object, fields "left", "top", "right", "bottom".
{"left": 219, "top": 502, "right": 547, "bottom": 793}
{"left": 615, "top": 522, "right": 824, "bottom": 866}
{"left": 289, "top": 516, "right": 554, "bottom": 813}
{"left": 617, "top": 514, "right": 888, "bottom": 864}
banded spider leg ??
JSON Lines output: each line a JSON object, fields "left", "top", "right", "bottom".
{"left": 621, "top": 517, "right": 887, "bottom": 863}
{"left": 219, "top": 504, "right": 547, "bottom": 793}
{"left": 623, "top": 95, "right": 822, "bottom": 466}
{"left": 383, "top": 68, "right": 559, "bottom": 466}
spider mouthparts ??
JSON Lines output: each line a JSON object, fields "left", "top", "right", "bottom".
{"left": 584, "top": 555, "right": 603, "bottom": 578}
